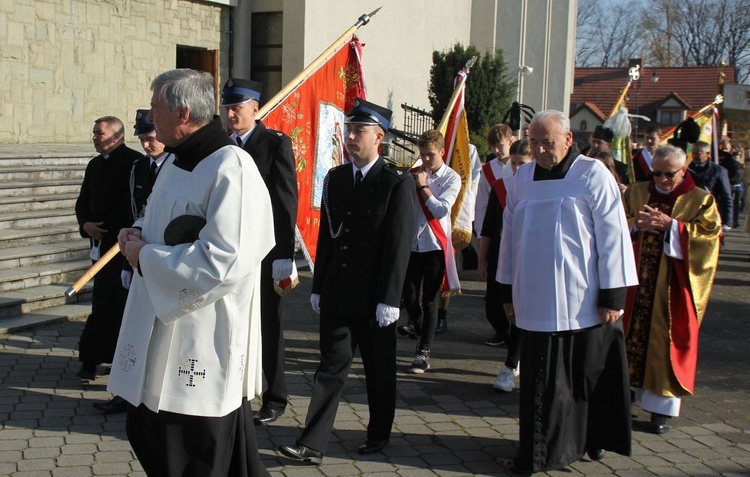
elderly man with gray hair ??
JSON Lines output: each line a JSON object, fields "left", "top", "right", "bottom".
{"left": 622, "top": 145, "right": 721, "bottom": 435}
{"left": 110, "top": 69, "right": 274, "bottom": 476}
{"left": 498, "top": 110, "right": 638, "bottom": 473}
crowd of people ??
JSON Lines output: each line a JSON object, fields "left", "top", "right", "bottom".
{"left": 72, "top": 68, "right": 741, "bottom": 475}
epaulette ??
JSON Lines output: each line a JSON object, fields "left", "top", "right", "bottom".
{"left": 384, "top": 163, "right": 411, "bottom": 179}
{"left": 265, "top": 128, "right": 287, "bottom": 141}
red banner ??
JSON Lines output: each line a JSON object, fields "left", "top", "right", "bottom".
{"left": 262, "top": 39, "right": 366, "bottom": 269}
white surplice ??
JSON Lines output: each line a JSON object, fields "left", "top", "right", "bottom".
{"left": 497, "top": 155, "right": 638, "bottom": 332}
{"left": 108, "top": 145, "right": 274, "bottom": 417}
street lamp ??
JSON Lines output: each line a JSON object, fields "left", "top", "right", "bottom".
{"left": 517, "top": 64, "right": 533, "bottom": 104}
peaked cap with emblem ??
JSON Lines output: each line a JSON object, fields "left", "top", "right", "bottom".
{"left": 133, "top": 109, "right": 155, "bottom": 137}
{"left": 592, "top": 125, "right": 615, "bottom": 143}
{"left": 221, "top": 78, "right": 263, "bottom": 107}
{"left": 345, "top": 98, "right": 392, "bottom": 132}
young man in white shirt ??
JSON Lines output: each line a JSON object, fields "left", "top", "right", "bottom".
{"left": 398, "top": 130, "right": 461, "bottom": 373}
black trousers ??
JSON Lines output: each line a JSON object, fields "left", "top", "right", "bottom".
{"left": 485, "top": 259, "right": 510, "bottom": 340}
{"left": 732, "top": 187, "right": 742, "bottom": 227}
{"left": 126, "top": 399, "right": 269, "bottom": 477}
{"left": 79, "top": 250, "right": 128, "bottom": 364}
{"left": 297, "top": 310, "right": 396, "bottom": 454}
{"left": 259, "top": 259, "right": 287, "bottom": 412}
{"left": 402, "top": 250, "right": 445, "bottom": 350}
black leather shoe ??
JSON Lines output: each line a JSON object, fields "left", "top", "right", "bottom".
{"left": 278, "top": 444, "right": 323, "bottom": 464}
{"left": 93, "top": 396, "right": 127, "bottom": 414}
{"left": 435, "top": 317, "right": 447, "bottom": 334}
{"left": 397, "top": 321, "right": 419, "bottom": 339}
{"left": 357, "top": 439, "right": 389, "bottom": 455}
{"left": 650, "top": 413, "right": 671, "bottom": 434}
{"left": 76, "top": 365, "right": 96, "bottom": 381}
{"left": 587, "top": 448, "right": 606, "bottom": 461}
{"left": 253, "top": 407, "right": 284, "bottom": 425}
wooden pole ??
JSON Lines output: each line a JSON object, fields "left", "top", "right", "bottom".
{"left": 65, "top": 243, "right": 121, "bottom": 297}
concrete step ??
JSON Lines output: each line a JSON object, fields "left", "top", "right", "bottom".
{"left": 0, "top": 283, "right": 93, "bottom": 319}
{"left": 0, "top": 208, "right": 76, "bottom": 230}
{"left": 0, "top": 225, "right": 82, "bottom": 250}
{"left": 0, "top": 258, "right": 91, "bottom": 292}
{"left": 0, "top": 179, "right": 83, "bottom": 198}
{"left": 0, "top": 239, "right": 90, "bottom": 270}
{"left": 0, "top": 192, "right": 78, "bottom": 214}
{"left": 0, "top": 143, "right": 94, "bottom": 167}
{"left": 0, "top": 302, "right": 92, "bottom": 335}
{"left": 0, "top": 165, "right": 85, "bottom": 182}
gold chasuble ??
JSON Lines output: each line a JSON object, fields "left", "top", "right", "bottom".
{"left": 622, "top": 174, "right": 720, "bottom": 397}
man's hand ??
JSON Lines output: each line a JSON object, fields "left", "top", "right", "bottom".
{"left": 598, "top": 307, "right": 622, "bottom": 324}
{"left": 122, "top": 234, "right": 146, "bottom": 269}
{"left": 477, "top": 261, "right": 487, "bottom": 281}
{"left": 310, "top": 294, "right": 321, "bottom": 314}
{"left": 503, "top": 303, "right": 516, "bottom": 326}
{"left": 118, "top": 228, "right": 141, "bottom": 252}
{"left": 412, "top": 169, "right": 428, "bottom": 188}
{"left": 83, "top": 222, "right": 107, "bottom": 241}
{"left": 636, "top": 205, "right": 671, "bottom": 233}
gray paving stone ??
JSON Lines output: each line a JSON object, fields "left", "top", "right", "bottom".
{"left": 0, "top": 228, "right": 749, "bottom": 476}
{"left": 17, "top": 457, "right": 55, "bottom": 471}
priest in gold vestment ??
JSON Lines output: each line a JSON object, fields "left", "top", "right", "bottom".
{"left": 622, "top": 145, "right": 721, "bottom": 435}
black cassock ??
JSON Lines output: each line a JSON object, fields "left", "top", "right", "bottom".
{"left": 74, "top": 143, "right": 144, "bottom": 364}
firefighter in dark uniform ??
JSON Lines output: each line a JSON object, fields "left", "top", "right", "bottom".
{"left": 222, "top": 78, "right": 298, "bottom": 425}
{"left": 278, "top": 99, "right": 415, "bottom": 463}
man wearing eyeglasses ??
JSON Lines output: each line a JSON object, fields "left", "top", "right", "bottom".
{"left": 687, "top": 140, "right": 733, "bottom": 230}
{"left": 622, "top": 145, "right": 721, "bottom": 435}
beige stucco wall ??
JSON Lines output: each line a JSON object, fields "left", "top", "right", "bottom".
{"left": 0, "top": 0, "right": 229, "bottom": 144}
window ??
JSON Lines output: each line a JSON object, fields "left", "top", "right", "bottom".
{"left": 580, "top": 120, "right": 588, "bottom": 131}
{"left": 659, "top": 110, "right": 683, "bottom": 125}
{"left": 251, "top": 12, "right": 283, "bottom": 102}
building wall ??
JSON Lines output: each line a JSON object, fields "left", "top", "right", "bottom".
{"left": 473, "top": 0, "right": 577, "bottom": 115}
{"left": 1, "top": 0, "right": 229, "bottom": 144}
{"left": 281, "top": 0, "right": 473, "bottom": 130}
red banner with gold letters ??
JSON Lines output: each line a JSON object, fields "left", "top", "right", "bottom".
{"left": 261, "top": 39, "right": 366, "bottom": 269}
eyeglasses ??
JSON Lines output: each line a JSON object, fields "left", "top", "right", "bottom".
{"left": 652, "top": 169, "right": 682, "bottom": 178}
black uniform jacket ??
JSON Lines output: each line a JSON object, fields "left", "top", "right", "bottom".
{"left": 312, "top": 158, "right": 415, "bottom": 317}
{"left": 243, "top": 121, "right": 298, "bottom": 261}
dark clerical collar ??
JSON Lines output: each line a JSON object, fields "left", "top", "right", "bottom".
{"left": 648, "top": 170, "right": 696, "bottom": 205}
{"left": 534, "top": 145, "right": 579, "bottom": 181}
{"left": 165, "top": 116, "right": 233, "bottom": 172}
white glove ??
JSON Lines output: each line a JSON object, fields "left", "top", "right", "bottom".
{"left": 120, "top": 270, "right": 133, "bottom": 290}
{"left": 376, "top": 303, "right": 400, "bottom": 327}
{"left": 272, "top": 259, "right": 294, "bottom": 280}
{"left": 310, "top": 293, "right": 321, "bottom": 314}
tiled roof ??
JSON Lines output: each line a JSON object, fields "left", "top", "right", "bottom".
{"left": 570, "top": 101, "right": 607, "bottom": 121}
{"left": 570, "top": 65, "right": 735, "bottom": 123}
